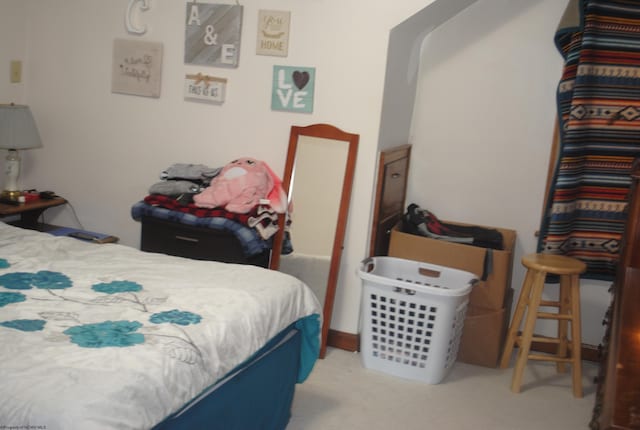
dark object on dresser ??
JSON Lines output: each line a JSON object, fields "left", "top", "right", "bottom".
{"left": 590, "top": 160, "right": 640, "bottom": 430}
{"left": 140, "top": 216, "right": 270, "bottom": 268}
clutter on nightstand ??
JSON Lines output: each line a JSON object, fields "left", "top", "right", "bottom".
{"left": 47, "top": 226, "right": 119, "bottom": 244}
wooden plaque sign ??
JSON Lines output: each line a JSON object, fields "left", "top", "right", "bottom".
{"left": 184, "top": 3, "right": 243, "bottom": 68}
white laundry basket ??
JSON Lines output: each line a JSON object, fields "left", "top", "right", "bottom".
{"left": 358, "top": 256, "right": 477, "bottom": 384}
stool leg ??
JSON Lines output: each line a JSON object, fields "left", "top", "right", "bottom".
{"left": 570, "top": 274, "right": 583, "bottom": 398}
{"left": 557, "top": 275, "right": 570, "bottom": 373}
{"left": 500, "top": 268, "right": 535, "bottom": 369}
{"left": 510, "top": 270, "right": 546, "bottom": 393}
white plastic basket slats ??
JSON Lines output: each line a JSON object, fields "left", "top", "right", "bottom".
{"left": 358, "top": 257, "right": 475, "bottom": 384}
{"left": 359, "top": 257, "right": 477, "bottom": 297}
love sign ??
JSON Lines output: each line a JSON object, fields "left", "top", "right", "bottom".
{"left": 271, "top": 66, "right": 315, "bottom": 113}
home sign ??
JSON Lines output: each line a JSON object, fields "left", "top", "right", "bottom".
{"left": 256, "top": 10, "right": 290, "bottom": 57}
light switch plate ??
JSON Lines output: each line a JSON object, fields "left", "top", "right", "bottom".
{"left": 10, "top": 61, "right": 22, "bottom": 83}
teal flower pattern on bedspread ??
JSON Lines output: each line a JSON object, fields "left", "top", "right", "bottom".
{"left": 64, "top": 321, "right": 145, "bottom": 348}
{"left": 150, "top": 309, "right": 202, "bottom": 326}
{"left": 0, "top": 292, "right": 26, "bottom": 307}
{"left": 0, "top": 272, "right": 34, "bottom": 290}
{"left": 33, "top": 271, "right": 72, "bottom": 289}
{"left": 92, "top": 280, "right": 142, "bottom": 294}
{"left": 0, "top": 268, "right": 202, "bottom": 355}
{"left": 0, "top": 319, "right": 46, "bottom": 331}
{"left": 0, "top": 258, "right": 9, "bottom": 269}
{"left": 0, "top": 271, "right": 72, "bottom": 290}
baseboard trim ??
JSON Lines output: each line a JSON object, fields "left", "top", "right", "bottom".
{"left": 327, "top": 329, "right": 600, "bottom": 363}
{"left": 327, "top": 329, "right": 359, "bottom": 352}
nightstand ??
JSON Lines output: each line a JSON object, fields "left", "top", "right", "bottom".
{"left": 0, "top": 197, "right": 67, "bottom": 230}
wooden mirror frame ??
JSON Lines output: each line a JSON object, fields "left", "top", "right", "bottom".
{"left": 270, "top": 123, "right": 359, "bottom": 358}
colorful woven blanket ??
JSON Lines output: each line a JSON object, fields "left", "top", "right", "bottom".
{"left": 537, "top": 0, "right": 640, "bottom": 281}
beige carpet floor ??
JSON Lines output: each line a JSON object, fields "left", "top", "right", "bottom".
{"left": 288, "top": 347, "right": 597, "bottom": 430}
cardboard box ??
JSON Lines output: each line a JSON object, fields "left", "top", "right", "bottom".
{"left": 457, "top": 288, "right": 514, "bottom": 367}
{"left": 388, "top": 222, "right": 516, "bottom": 310}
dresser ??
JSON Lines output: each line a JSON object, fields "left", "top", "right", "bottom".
{"left": 140, "top": 216, "right": 270, "bottom": 268}
{"left": 591, "top": 160, "right": 640, "bottom": 429}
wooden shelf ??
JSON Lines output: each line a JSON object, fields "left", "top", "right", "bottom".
{"left": 0, "top": 197, "right": 67, "bottom": 229}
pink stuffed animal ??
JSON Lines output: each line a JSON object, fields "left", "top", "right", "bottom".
{"left": 193, "top": 157, "right": 286, "bottom": 213}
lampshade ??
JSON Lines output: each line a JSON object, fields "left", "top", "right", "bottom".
{"left": 0, "top": 104, "right": 42, "bottom": 150}
{"left": 0, "top": 104, "right": 43, "bottom": 201}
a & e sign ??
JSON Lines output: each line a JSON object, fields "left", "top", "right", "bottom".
{"left": 184, "top": 3, "right": 243, "bottom": 68}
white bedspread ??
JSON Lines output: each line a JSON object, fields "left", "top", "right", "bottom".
{"left": 0, "top": 222, "right": 321, "bottom": 430}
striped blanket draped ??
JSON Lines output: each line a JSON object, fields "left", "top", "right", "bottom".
{"left": 537, "top": 0, "right": 640, "bottom": 281}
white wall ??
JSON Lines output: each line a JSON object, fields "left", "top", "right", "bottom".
{"left": 0, "top": 0, "right": 434, "bottom": 336}
{"left": 407, "top": 0, "right": 609, "bottom": 345}
{"left": 378, "top": 0, "right": 479, "bottom": 150}
{"left": 0, "top": 0, "right": 27, "bottom": 103}
{"left": 0, "top": 0, "right": 609, "bottom": 346}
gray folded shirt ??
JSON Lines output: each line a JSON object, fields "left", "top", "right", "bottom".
{"left": 149, "top": 180, "right": 203, "bottom": 196}
{"left": 160, "top": 163, "right": 221, "bottom": 180}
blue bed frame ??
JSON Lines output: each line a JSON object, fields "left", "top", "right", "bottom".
{"left": 154, "top": 323, "right": 304, "bottom": 430}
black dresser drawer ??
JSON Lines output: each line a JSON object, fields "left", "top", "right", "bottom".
{"left": 140, "top": 216, "right": 269, "bottom": 267}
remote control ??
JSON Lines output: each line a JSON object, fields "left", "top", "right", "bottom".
{"left": 68, "top": 232, "right": 98, "bottom": 241}
{"left": 0, "top": 198, "right": 20, "bottom": 206}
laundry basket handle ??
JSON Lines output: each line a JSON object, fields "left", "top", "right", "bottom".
{"left": 418, "top": 266, "right": 441, "bottom": 278}
{"left": 360, "top": 257, "right": 375, "bottom": 273}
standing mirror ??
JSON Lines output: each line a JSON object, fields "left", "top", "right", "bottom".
{"left": 270, "top": 123, "right": 359, "bottom": 358}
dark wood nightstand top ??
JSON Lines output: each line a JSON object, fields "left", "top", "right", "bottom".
{"left": 0, "top": 197, "right": 67, "bottom": 216}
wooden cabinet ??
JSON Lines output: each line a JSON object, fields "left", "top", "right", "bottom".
{"left": 591, "top": 161, "right": 640, "bottom": 430}
{"left": 140, "top": 216, "right": 270, "bottom": 268}
{"left": 369, "top": 144, "right": 411, "bottom": 256}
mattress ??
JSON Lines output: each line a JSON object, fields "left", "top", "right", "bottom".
{"left": 0, "top": 222, "right": 321, "bottom": 429}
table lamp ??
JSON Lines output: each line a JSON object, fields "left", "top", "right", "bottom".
{"left": 0, "top": 104, "right": 42, "bottom": 201}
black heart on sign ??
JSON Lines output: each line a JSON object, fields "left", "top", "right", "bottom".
{"left": 292, "top": 71, "right": 310, "bottom": 90}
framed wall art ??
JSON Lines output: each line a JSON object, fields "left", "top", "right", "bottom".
{"left": 271, "top": 65, "right": 315, "bottom": 113}
{"left": 184, "top": 73, "right": 227, "bottom": 104}
{"left": 111, "top": 38, "right": 163, "bottom": 98}
{"left": 184, "top": 3, "right": 243, "bottom": 68}
{"left": 256, "top": 10, "right": 290, "bottom": 57}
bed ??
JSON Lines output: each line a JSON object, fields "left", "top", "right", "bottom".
{"left": 0, "top": 222, "right": 321, "bottom": 430}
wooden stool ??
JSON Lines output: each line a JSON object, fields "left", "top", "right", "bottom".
{"left": 499, "top": 253, "right": 586, "bottom": 397}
